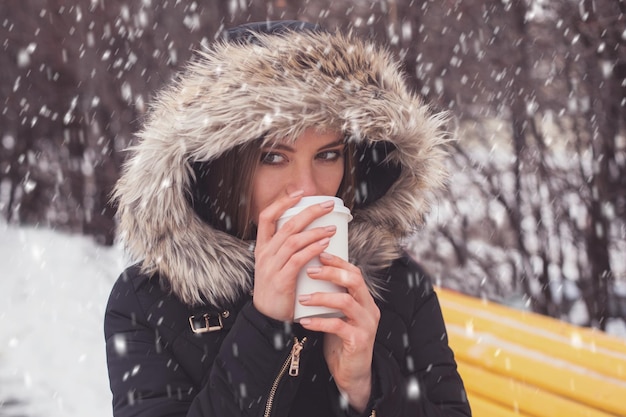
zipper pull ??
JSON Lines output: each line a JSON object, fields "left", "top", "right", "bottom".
{"left": 288, "top": 337, "right": 306, "bottom": 377}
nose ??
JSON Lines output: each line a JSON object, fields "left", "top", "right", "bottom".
{"left": 290, "top": 163, "right": 318, "bottom": 196}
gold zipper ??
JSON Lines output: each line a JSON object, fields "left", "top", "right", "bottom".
{"left": 263, "top": 337, "right": 307, "bottom": 417}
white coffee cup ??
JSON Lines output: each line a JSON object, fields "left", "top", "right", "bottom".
{"left": 277, "top": 196, "right": 352, "bottom": 322}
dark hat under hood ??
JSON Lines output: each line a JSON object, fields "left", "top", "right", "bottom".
{"left": 113, "top": 21, "right": 450, "bottom": 307}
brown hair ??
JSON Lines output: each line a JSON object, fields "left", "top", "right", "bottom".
{"left": 191, "top": 137, "right": 356, "bottom": 240}
{"left": 339, "top": 141, "right": 356, "bottom": 211}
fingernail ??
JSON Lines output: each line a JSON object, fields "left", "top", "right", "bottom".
{"left": 307, "top": 266, "right": 322, "bottom": 275}
{"left": 320, "top": 200, "right": 334, "bottom": 208}
{"left": 299, "top": 318, "right": 312, "bottom": 325}
{"left": 290, "top": 190, "right": 304, "bottom": 198}
{"left": 324, "top": 225, "right": 337, "bottom": 233}
{"left": 318, "top": 238, "right": 330, "bottom": 246}
{"left": 298, "top": 294, "right": 311, "bottom": 302}
{"left": 319, "top": 252, "right": 333, "bottom": 260}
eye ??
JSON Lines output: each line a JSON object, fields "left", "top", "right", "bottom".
{"left": 316, "top": 149, "right": 343, "bottom": 162}
{"left": 260, "top": 152, "right": 286, "bottom": 165}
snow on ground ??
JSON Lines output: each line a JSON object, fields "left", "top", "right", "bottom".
{"left": 0, "top": 221, "right": 624, "bottom": 416}
{"left": 0, "top": 222, "right": 126, "bottom": 417}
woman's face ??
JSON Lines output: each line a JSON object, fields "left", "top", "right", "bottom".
{"left": 250, "top": 128, "right": 345, "bottom": 223}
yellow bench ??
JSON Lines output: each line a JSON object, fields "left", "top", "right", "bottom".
{"left": 437, "top": 287, "right": 626, "bottom": 417}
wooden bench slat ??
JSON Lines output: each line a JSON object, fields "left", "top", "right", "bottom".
{"left": 439, "top": 293, "right": 626, "bottom": 380}
{"left": 437, "top": 287, "right": 626, "bottom": 354}
{"left": 457, "top": 360, "right": 620, "bottom": 417}
{"left": 448, "top": 325, "right": 626, "bottom": 416}
{"left": 465, "top": 391, "right": 534, "bottom": 417}
{"left": 436, "top": 287, "right": 626, "bottom": 416}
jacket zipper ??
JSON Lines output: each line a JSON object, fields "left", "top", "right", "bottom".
{"left": 263, "top": 337, "right": 307, "bottom": 417}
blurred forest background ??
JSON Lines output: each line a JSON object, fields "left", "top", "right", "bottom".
{"left": 1, "top": 0, "right": 625, "bottom": 332}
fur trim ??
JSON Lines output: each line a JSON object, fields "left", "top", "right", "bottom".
{"left": 113, "top": 30, "right": 449, "bottom": 307}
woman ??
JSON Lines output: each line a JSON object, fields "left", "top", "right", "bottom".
{"left": 105, "top": 20, "right": 472, "bottom": 417}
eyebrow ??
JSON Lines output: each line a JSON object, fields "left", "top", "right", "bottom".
{"left": 263, "top": 139, "right": 345, "bottom": 152}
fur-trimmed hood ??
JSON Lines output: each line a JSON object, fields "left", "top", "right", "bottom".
{"left": 113, "top": 23, "right": 449, "bottom": 308}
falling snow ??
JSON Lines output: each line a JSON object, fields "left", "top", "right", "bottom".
{"left": 1, "top": 1, "right": 625, "bottom": 415}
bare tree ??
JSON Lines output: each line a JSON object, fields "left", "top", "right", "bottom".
{"left": 406, "top": 0, "right": 626, "bottom": 329}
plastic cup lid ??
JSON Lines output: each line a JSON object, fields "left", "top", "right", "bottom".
{"left": 280, "top": 196, "right": 352, "bottom": 219}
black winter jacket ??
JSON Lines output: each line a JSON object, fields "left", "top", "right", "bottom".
{"left": 105, "top": 255, "right": 470, "bottom": 417}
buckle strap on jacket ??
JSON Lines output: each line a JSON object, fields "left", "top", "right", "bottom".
{"left": 189, "top": 310, "right": 232, "bottom": 333}
{"left": 188, "top": 292, "right": 251, "bottom": 334}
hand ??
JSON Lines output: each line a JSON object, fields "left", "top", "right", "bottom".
{"left": 298, "top": 253, "right": 380, "bottom": 412}
{"left": 253, "top": 191, "right": 338, "bottom": 321}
